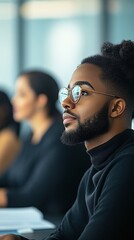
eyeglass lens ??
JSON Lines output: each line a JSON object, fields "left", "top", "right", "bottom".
{"left": 59, "top": 88, "right": 68, "bottom": 103}
{"left": 59, "top": 85, "right": 81, "bottom": 103}
{"left": 72, "top": 85, "right": 81, "bottom": 102}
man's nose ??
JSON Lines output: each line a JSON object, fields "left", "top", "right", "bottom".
{"left": 62, "top": 96, "right": 75, "bottom": 109}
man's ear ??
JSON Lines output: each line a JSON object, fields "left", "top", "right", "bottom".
{"left": 37, "top": 94, "right": 48, "bottom": 108}
{"left": 109, "top": 98, "right": 126, "bottom": 118}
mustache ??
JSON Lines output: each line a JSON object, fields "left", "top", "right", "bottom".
{"left": 64, "top": 109, "right": 79, "bottom": 119}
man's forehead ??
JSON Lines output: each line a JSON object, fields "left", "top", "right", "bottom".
{"left": 68, "top": 63, "right": 103, "bottom": 89}
{"left": 68, "top": 81, "right": 95, "bottom": 90}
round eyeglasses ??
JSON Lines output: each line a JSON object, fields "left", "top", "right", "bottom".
{"left": 58, "top": 85, "right": 119, "bottom": 104}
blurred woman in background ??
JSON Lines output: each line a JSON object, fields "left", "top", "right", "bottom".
{"left": 0, "top": 70, "right": 90, "bottom": 218}
{"left": 0, "top": 90, "right": 21, "bottom": 174}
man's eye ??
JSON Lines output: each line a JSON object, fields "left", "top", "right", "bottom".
{"left": 81, "top": 90, "right": 88, "bottom": 96}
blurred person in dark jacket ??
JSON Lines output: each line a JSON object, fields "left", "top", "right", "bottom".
{"left": 0, "top": 90, "right": 21, "bottom": 174}
{"left": 0, "top": 70, "right": 90, "bottom": 217}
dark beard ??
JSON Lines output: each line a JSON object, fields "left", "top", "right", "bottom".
{"left": 61, "top": 101, "right": 110, "bottom": 145}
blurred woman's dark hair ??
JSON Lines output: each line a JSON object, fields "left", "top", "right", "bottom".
{"left": 18, "top": 70, "right": 60, "bottom": 117}
{"left": 0, "top": 90, "right": 20, "bottom": 135}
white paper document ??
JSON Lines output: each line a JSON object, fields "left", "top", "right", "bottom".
{"left": 0, "top": 207, "right": 55, "bottom": 232}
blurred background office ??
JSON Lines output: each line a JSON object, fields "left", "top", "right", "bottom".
{"left": 0, "top": 0, "right": 134, "bottom": 120}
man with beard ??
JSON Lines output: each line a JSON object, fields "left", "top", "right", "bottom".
{"left": 1, "top": 40, "right": 134, "bottom": 239}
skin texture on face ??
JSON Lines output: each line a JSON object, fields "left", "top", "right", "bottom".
{"left": 61, "top": 63, "right": 124, "bottom": 149}
{"left": 61, "top": 100, "right": 110, "bottom": 145}
{"left": 12, "top": 76, "right": 38, "bottom": 122}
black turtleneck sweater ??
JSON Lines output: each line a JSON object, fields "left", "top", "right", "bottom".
{"left": 43, "top": 129, "right": 134, "bottom": 239}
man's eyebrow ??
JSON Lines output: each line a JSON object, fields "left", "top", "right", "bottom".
{"left": 68, "top": 81, "right": 95, "bottom": 90}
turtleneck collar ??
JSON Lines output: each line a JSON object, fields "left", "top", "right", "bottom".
{"left": 87, "top": 129, "right": 134, "bottom": 170}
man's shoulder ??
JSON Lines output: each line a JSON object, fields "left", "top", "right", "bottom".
{"left": 117, "top": 142, "right": 134, "bottom": 157}
{"left": 109, "top": 142, "right": 134, "bottom": 173}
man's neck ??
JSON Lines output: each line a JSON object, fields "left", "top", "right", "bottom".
{"left": 85, "top": 128, "right": 130, "bottom": 151}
